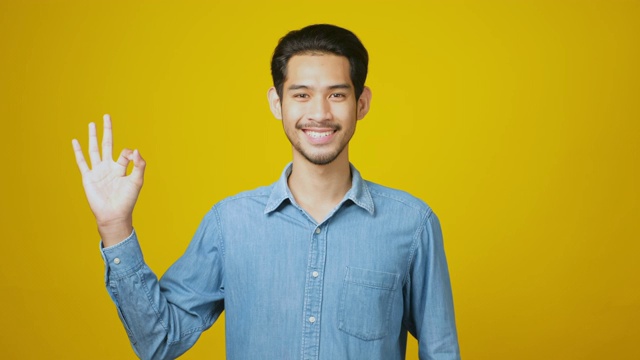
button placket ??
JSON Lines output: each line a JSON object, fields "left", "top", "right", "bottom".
{"left": 301, "top": 224, "right": 328, "bottom": 359}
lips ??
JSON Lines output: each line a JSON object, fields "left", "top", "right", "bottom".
{"left": 302, "top": 128, "right": 337, "bottom": 144}
{"left": 305, "top": 130, "right": 334, "bottom": 138}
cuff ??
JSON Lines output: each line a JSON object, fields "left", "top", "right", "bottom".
{"left": 100, "top": 229, "right": 144, "bottom": 281}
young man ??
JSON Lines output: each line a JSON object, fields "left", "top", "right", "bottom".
{"left": 72, "top": 24, "right": 460, "bottom": 360}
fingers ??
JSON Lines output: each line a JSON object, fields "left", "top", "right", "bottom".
{"left": 102, "top": 114, "right": 113, "bottom": 162}
{"left": 88, "top": 122, "right": 101, "bottom": 167}
{"left": 71, "top": 139, "right": 90, "bottom": 174}
{"left": 116, "top": 149, "right": 146, "bottom": 184}
{"left": 130, "top": 149, "right": 146, "bottom": 185}
{"left": 76, "top": 115, "right": 142, "bottom": 180}
{"left": 116, "top": 148, "right": 134, "bottom": 168}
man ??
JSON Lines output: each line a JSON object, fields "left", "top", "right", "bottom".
{"left": 72, "top": 24, "right": 460, "bottom": 360}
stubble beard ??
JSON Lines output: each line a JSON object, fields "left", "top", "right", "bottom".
{"left": 295, "top": 140, "right": 345, "bottom": 165}
{"left": 285, "top": 122, "right": 352, "bottom": 166}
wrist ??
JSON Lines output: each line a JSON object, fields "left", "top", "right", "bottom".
{"left": 97, "top": 218, "right": 133, "bottom": 247}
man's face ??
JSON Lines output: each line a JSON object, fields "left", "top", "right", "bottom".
{"left": 269, "top": 54, "right": 370, "bottom": 166}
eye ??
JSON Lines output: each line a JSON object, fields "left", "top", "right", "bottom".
{"left": 293, "top": 93, "right": 309, "bottom": 98}
{"left": 329, "top": 93, "right": 346, "bottom": 98}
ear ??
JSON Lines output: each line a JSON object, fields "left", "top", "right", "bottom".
{"left": 267, "top": 87, "right": 282, "bottom": 120}
{"left": 356, "top": 86, "right": 372, "bottom": 120}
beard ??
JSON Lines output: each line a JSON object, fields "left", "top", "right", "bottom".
{"left": 294, "top": 141, "right": 346, "bottom": 165}
{"left": 284, "top": 121, "right": 353, "bottom": 166}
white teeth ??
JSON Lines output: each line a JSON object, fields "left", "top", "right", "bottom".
{"left": 306, "top": 131, "right": 333, "bottom": 138}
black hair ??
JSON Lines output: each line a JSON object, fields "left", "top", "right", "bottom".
{"left": 271, "top": 24, "right": 369, "bottom": 100}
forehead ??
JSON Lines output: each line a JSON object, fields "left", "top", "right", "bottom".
{"left": 284, "top": 54, "right": 352, "bottom": 88}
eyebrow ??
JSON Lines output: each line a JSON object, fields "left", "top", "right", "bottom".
{"left": 287, "top": 83, "right": 352, "bottom": 91}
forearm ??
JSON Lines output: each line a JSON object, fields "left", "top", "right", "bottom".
{"left": 101, "top": 231, "right": 212, "bottom": 360}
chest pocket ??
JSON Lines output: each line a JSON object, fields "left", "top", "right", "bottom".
{"left": 338, "top": 267, "right": 400, "bottom": 341}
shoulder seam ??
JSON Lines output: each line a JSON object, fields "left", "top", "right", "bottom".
{"left": 368, "top": 188, "right": 431, "bottom": 216}
{"left": 403, "top": 210, "right": 434, "bottom": 287}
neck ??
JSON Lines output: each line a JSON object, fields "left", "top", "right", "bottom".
{"left": 287, "top": 150, "right": 352, "bottom": 223}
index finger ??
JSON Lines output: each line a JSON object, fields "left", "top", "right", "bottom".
{"left": 102, "top": 114, "right": 113, "bottom": 161}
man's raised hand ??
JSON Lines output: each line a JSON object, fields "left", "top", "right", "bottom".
{"left": 72, "top": 114, "right": 146, "bottom": 246}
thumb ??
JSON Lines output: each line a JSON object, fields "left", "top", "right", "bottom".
{"left": 130, "top": 149, "right": 146, "bottom": 185}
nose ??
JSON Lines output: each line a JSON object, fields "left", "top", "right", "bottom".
{"left": 307, "top": 96, "right": 332, "bottom": 122}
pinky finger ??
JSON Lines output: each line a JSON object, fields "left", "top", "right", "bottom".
{"left": 72, "top": 139, "right": 90, "bottom": 174}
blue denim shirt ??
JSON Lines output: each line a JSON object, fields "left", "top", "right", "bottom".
{"left": 101, "top": 163, "right": 460, "bottom": 360}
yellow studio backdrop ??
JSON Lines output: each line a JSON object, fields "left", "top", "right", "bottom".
{"left": 0, "top": 0, "right": 638, "bottom": 359}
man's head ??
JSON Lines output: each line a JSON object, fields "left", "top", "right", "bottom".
{"left": 268, "top": 24, "right": 372, "bottom": 166}
{"left": 271, "top": 24, "right": 369, "bottom": 101}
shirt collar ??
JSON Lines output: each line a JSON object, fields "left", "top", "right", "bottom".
{"left": 264, "top": 162, "right": 375, "bottom": 216}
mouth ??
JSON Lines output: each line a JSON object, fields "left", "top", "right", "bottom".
{"left": 302, "top": 128, "right": 337, "bottom": 144}
{"left": 304, "top": 130, "right": 335, "bottom": 138}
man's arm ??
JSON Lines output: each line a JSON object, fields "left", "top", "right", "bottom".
{"left": 102, "top": 213, "right": 224, "bottom": 359}
{"left": 72, "top": 116, "right": 224, "bottom": 359}
{"left": 405, "top": 211, "right": 461, "bottom": 360}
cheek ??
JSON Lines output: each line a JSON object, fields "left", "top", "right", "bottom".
{"left": 281, "top": 101, "right": 306, "bottom": 119}
{"left": 333, "top": 103, "right": 357, "bottom": 119}
{"left": 281, "top": 108, "right": 302, "bottom": 131}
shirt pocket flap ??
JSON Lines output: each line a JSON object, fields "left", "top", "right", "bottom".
{"left": 345, "top": 267, "right": 399, "bottom": 291}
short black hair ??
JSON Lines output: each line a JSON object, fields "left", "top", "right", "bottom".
{"left": 271, "top": 24, "right": 369, "bottom": 100}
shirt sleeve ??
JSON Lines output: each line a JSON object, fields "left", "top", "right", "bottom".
{"left": 101, "top": 208, "right": 225, "bottom": 360}
{"left": 404, "top": 210, "right": 461, "bottom": 360}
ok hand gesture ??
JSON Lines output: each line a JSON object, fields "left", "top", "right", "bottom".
{"left": 72, "top": 114, "right": 146, "bottom": 246}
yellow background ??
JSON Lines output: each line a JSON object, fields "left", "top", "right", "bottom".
{"left": 1, "top": 0, "right": 638, "bottom": 359}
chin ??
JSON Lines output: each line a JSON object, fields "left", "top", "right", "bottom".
{"left": 300, "top": 149, "right": 344, "bottom": 166}
{"left": 307, "top": 157, "right": 337, "bottom": 166}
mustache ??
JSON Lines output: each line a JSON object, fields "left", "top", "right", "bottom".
{"left": 295, "top": 122, "right": 342, "bottom": 131}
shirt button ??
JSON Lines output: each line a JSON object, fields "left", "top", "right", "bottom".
{"left": 113, "top": 258, "right": 121, "bottom": 265}
{"left": 315, "top": 228, "right": 321, "bottom": 234}
{"left": 309, "top": 316, "right": 316, "bottom": 323}
{"left": 312, "top": 271, "right": 319, "bottom": 278}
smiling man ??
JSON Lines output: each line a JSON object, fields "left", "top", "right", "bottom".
{"left": 72, "top": 24, "right": 460, "bottom": 360}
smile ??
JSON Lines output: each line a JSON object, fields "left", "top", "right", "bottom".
{"left": 302, "top": 128, "right": 337, "bottom": 144}
{"left": 305, "top": 130, "right": 335, "bottom": 138}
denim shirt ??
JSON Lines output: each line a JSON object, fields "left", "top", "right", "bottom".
{"left": 101, "top": 163, "right": 460, "bottom": 360}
